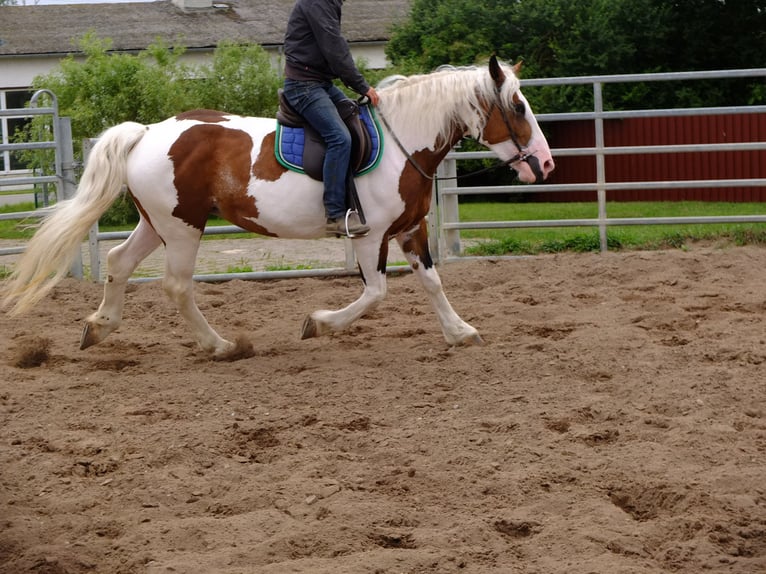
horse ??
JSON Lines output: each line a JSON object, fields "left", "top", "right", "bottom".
{"left": 2, "top": 56, "right": 554, "bottom": 358}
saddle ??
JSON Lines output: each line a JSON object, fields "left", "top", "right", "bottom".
{"left": 275, "top": 89, "right": 383, "bottom": 181}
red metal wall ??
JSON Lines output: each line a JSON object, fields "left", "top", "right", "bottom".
{"left": 536, "top": 114, "right": 766, "bottom": 202}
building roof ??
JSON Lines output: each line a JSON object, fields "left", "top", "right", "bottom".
{"left": 0, "top": 0, "right": 412, "bottom": 57}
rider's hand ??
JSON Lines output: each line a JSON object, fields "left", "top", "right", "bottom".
{"left": 366, "top": 87, "right": 380, "bottom": 107}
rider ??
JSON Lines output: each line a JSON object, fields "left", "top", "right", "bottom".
{"left": 282, "top": 0, "right": 380, "bottom": 238}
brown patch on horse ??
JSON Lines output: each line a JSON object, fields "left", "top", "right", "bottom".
{"left": 481, "top": 101, "right": 532, "bottom": 146}
{"left": 252, "top": 131, "right": 288, "bottom": 182}
{"left": 168, "top": 124, "right": 253, "bottom": 231}
{"left": 175, "top": 109, "right": 229, "bottom": 123}
{"left": 400, "top": 219, "right": 433, "bottom": 269}
{"left": 389, "top": 150, "right": 439, "bottom": 234}
{"left": 376, "top": 237, "right": 390, "bottom": 275}
{"left": 387, "top": 119, "right": 463, "bottom": 241}
{"left": 381, "top": 149, "right": 447, "bottom": 272}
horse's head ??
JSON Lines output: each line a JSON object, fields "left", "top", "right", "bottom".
{"left": 479, "top": 56, "right": 555, "bottom": 183}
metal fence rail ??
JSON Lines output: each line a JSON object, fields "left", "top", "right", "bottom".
{"left": 87, "top": 224, "right": 411, "bottom": 283}
{"left": 433, "top": 68, "right": 766, "bottom": 259}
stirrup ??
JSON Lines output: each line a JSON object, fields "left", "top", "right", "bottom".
{"left": 343, "top": 210, "right": 359, "bottom": 237}
{"left": 326, "top": 209, "right": 369, "bottom": 238}
{"left": 342, "top": 209, "right": 370, "bottom": 238}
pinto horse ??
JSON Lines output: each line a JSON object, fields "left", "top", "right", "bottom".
{"left": 2, "top": 56, "right": 554, "bottom": 358}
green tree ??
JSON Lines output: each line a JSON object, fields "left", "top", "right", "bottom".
{"left": 386, "top": 0, "right": 515, "bottom": 70}
{"left": 193, "top": 40, "right": 281, "bottom": 116}
{"left": 386, "top": 0, "right": 766, "bottom": 110}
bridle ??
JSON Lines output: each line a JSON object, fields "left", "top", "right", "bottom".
{"left": 372, "top": 85, "right": 535, "bottom": 182}
{"left": 493, "top": 85, "right": 533, "bottom": 165}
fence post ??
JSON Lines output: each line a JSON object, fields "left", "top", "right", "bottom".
{"left": 428, "top": 179, "right": 440, "bottom": 263}
{"left": 437, "top": 157, "right": 460, "bottom": 257}
{"left": 593, "top": 82, "right": 608, "bottom": 252}
{"left": 58, "top": 116, "right": 84, "bottom": 278}
{"left": 82, "top": 138, "right": 101, "bottom": 282}
{"left": 343, "top": 237, "right": 356, "bottom": 271}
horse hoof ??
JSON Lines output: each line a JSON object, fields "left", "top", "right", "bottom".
{"left": 301, "top": 316, "right": 317, "bottom": 339}
{"left": 467, "top": 333, "right": 484, "bottom": 345}
{"left": 453, "top": 332, "right": 483, "bottom": 346}
{"left": 80, "top": 323, "right": 99, "bottom": 350}
{"left": 211, "top": 336, "right": 254, "bottom": 362}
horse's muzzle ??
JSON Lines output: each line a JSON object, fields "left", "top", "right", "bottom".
{"left": 525, "top": 155, "right": 544, "bottom": 183}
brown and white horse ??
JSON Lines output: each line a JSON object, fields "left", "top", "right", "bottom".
{"left": 2, "top": 56, "right": 554, "bottom": 358}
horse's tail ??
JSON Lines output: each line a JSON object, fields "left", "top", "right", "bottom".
{"left": 2, "top": 121, "right": 148, "bottom": 315}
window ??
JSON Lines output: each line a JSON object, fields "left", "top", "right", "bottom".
{"left": 1, "top": 89, "right": 34, "bottom": 174}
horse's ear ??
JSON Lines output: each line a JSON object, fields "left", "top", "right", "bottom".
{"left": 512, "top": 59, "right": 524, "bottom": 76}
{"left": 489, "top": 54, "right": 506, "bottom": 88}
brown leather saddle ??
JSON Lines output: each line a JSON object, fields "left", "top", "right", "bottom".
{"left": 276, "top": 89, "right": 373, "bottom": 181}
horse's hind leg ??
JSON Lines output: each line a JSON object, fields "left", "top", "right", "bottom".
{"left": 161, "top": 235, "right": 235, "bottom": 357}
{"left": 396, "top": 220, "right": 482, "bottom": 345}
{"left": 81, "top": 217, "right": 162, "bottom": 349}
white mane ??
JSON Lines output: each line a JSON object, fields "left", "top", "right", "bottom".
{"left": 377, "top": 62, "right": 521, "bottom": 146}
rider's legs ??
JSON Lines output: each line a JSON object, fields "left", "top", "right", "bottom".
{"left": 283, "top": 80, "right": 353, "bottom": 219}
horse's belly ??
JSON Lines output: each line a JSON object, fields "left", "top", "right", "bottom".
{"left": 238, "top": 173, "right": 327, "bottom": 238}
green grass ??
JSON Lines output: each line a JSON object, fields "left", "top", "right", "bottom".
{"left": 0, "top": 202, "right": 40, "bottom": 240}
{"left": 457, "top": 201, "right": 766, "bottom": 255}
{"left": 225, "top": 259, "right": 254, "bottom": 274}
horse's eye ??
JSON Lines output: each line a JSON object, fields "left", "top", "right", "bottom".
{"left": 514, "top": 102, "right": 526, "bottom": 116}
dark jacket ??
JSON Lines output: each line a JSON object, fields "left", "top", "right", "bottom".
{"left": 283, "top": 0, "right": 370, "bottom": 96}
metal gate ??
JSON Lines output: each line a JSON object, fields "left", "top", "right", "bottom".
{"left": 0, "top": 89, "right": 81, "bottom": 277}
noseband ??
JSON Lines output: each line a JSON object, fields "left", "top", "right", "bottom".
{"left": 375, "top": 86, "right": 536, "bottom": 182}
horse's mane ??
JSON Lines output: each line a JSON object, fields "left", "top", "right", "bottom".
{"left": 377, "top": 61, "right": 521, "bottom": 146}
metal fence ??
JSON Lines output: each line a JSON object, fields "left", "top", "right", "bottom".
{"left": 432, "top": 68, "right": 766, "bottom": 259}
{"left": 0, "top": 89, "right": 82, "bottom": 276}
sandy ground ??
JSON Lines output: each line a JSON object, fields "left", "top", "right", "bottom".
{"left": 1, "top": 244, "right": 765, "bottom": 573}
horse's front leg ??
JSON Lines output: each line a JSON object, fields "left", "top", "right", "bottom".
{"left": 81, "top": 218, "right": 162, "bottom": 349}
{"left": 396, "top": 220, "right": 482, "bottom": 346}
{"left": 301, "top": 236, "right": 388, "bottom": 339}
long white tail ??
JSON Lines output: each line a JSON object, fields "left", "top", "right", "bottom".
{"left": 2, "top": 121, "right": 148, "bottom": 315}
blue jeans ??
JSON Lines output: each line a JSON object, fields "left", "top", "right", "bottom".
{"left": 283, "top": 79, "right": 352, "bottom": 220}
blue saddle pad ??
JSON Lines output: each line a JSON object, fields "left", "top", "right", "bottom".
{"left": 275, "top": 105, "right": 383, "bottom": 177}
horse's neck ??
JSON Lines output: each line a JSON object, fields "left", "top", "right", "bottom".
{"left": 426, "top": 127, "right": 465, "bottom": 173}
{"left": 380, "top": 70, "right": 489, "bottom": 175}
{"left": 381, "top": 100, "right": 467, "bottom": 177}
